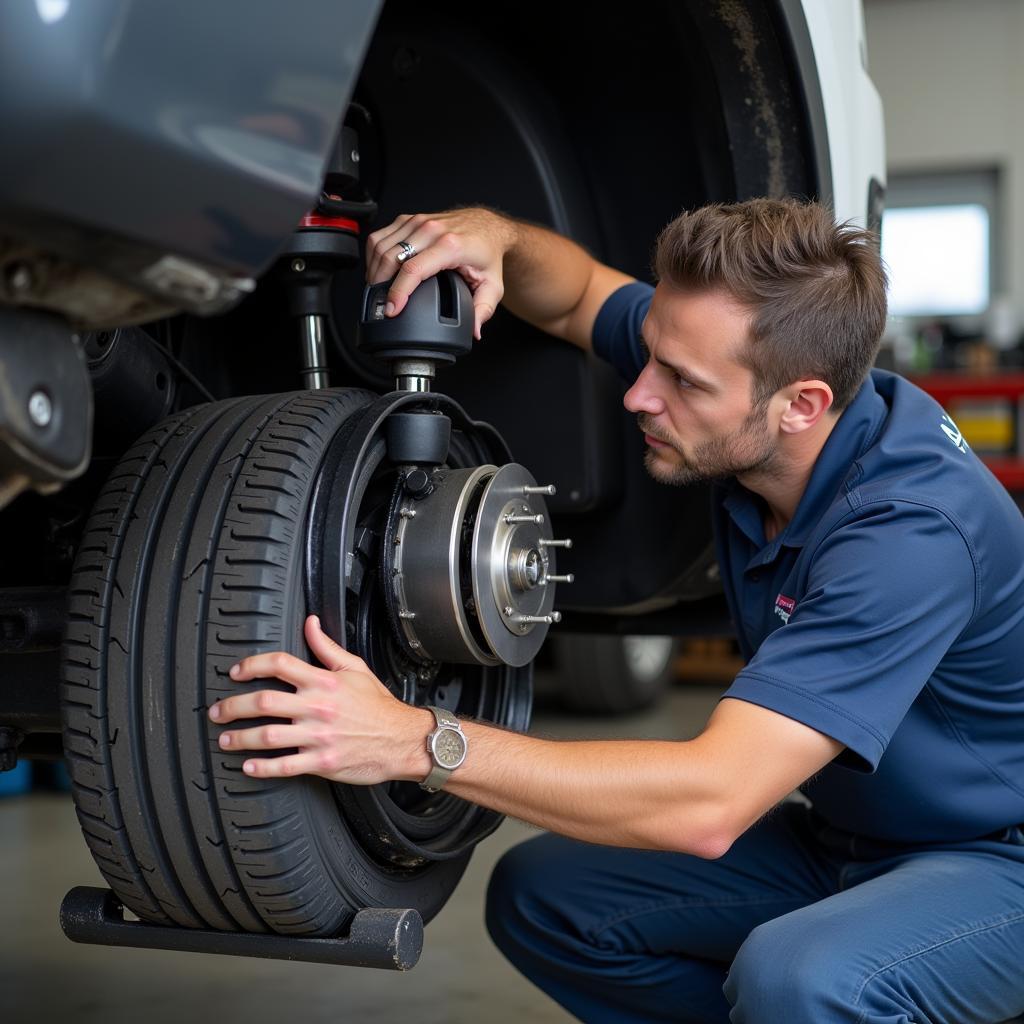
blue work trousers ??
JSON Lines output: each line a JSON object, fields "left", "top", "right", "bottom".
{"left": 485, "top": 803, "right": 1024, "bottom": 1023}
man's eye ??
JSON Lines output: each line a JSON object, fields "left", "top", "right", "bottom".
{"left": 675, "top": 374, "right": 695, "bottom": 390}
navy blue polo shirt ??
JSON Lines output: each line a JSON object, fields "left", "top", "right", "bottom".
{"left": 594, "top": 281, "right": 1024, "bottom": 843}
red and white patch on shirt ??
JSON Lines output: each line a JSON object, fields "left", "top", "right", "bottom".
{"left": 774, "top": 594, "right": 796, "bottom": 624}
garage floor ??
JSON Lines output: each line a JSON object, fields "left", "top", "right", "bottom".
{"left": 0, "top": 684, "right": 724, "bottom": 1024}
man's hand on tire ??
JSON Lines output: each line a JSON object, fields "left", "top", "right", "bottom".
{"left": 208, "top": 614, "right": 432, "bottom": 785}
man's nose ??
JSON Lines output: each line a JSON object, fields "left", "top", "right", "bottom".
{"left": 623, "top": 366, "right": 665, "bottom": 416}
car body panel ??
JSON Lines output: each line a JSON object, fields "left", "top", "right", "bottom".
{"left": 0, "top": 0, "right": 382, "bottom": 304}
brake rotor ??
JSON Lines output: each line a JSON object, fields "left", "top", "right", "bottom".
{"left": 384, "top": 462, "right": 570, "bottom": 668}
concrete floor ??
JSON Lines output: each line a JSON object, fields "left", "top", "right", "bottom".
{"left": 0, "top": 684, "right": 724, "bottom": 1024}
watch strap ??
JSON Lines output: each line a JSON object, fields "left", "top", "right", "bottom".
{"left": 429, "top": 706, "right": 460, "bottom": 730}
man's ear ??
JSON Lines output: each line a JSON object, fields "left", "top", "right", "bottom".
{"left": 778, "top": 380, "right": 834, "bottom": 435}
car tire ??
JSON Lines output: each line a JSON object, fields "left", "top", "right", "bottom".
{"left": 60, "top": 389, "right": 508, "bottom": 936}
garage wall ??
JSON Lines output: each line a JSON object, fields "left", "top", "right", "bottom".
{"left": 863, "top": 0, "right": 1024, "bottom": 332}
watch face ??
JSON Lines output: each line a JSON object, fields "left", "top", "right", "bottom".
{"left": 432, "top": 727, "right": 467, "bottom": 769}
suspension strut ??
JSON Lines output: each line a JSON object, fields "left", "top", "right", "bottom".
{"left": 279, "top": 119, "right": 378, "bottom": 389}
{"left": 356, "top": 270, "right": 574, "bottom": 667}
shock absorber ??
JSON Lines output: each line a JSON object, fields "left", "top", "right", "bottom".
{"left": 279, "top": 119, "right": 378, "bottom": 389}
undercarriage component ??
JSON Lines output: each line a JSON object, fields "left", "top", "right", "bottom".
{"left": 358, "top": 271, "right": 474, "bottom": 392}
{"left": 385, "top": 462, "right": 565, "bottom": 667}
{"left": 0, "top": 242, "right": 177, "bottom": 328}
{"left": 0, "top": 240, "right": 253, "bottom": 328}
{"left": 353, "top": 273, "right": 572, "bottom": 667}
{"left": 279, "top": 114, "right": 377, "bottom": 391}
{"left": 385, "top": 411, "right": 451, "bottom": 464}
{"left": 0, "top": 308, "right": 91, "bottom": 508}
{"left": 471, "top": 463, "right": 567, "bottom": 660}
{"left": 388, "top": 464, "right": 500, "bottom": 666}
{"left": 279, "top": 219, "right": 359, "bottom": 391}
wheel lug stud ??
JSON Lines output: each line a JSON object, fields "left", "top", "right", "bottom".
{"left": 515, "top": 612, "right": 562, "bottom": 625}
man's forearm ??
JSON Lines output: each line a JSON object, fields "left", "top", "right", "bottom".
{"left": 214, "top": 633, "right": 842, "bottom": 857}
{"left": 500, "top": 218, "right": 602, "bottom": 344}
{"left": 399, "top": 709, "right": 730, "bottom": 858}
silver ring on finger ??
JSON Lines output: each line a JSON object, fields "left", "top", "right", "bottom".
{"left": 396, "top": 240, "right": 416, "bottom": 263}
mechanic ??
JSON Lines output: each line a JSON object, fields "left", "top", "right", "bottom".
{"left": 208, "top": 199, "right": 1024, "bottom": 1024}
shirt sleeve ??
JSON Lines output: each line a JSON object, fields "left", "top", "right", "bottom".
{"left": 722, "top": 500, "right": 978, "bottom": 773}
{"left": 591, "top": 281, "right": 654, "bottom": 383}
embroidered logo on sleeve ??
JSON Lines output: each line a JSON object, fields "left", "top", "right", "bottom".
{"left": 774, "top": 594, "right": 796, "bottom": 624}
{"left": 940, "top": 413, "right": 969, "bottom": 454}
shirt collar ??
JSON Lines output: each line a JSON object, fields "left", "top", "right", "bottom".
{"left": 721, "top": 372, "right": 889, "bottom": 555}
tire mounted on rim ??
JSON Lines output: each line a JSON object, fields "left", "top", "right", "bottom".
{"left": 60, "top": 389, "right": 530, "bottom": 936}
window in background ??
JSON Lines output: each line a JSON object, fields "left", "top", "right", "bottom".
{"left": 882, "top": 204, "right": 988, "bottom": 316}
{"left": 881, "top": 169, "right": 999, "bottom": 320}
{"left": 881, "top": 169, "right": 1024, "bottom": 491}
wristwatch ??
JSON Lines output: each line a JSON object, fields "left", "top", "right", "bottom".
{"left": 419, "top": 706, "right": 468, "bottom": 793}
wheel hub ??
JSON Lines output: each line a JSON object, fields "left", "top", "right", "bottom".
{"left": 385, "top": 462, "right": 571, "bottom": 668}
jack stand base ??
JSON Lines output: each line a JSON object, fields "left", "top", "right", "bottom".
{"left": 59, "top": 886, "right": 424, "bottom": 971}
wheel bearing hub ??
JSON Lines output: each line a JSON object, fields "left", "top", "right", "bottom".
{"left": 385, "top": 462, "right": 571, "bottom": 667}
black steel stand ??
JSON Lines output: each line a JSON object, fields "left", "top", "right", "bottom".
{"left": 59, "top": 887, "right": 424, "bottom": 971}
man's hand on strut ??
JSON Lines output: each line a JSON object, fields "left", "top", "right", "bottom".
{"left": 207, "top": 614, "right": 430, "bottom": 785}
{"left": 365, "top": 207, "right": 519, "bottom": 340}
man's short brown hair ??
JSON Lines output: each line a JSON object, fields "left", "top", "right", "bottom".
{"left": 652, "top": 198, "right": 888, "bottom": 411}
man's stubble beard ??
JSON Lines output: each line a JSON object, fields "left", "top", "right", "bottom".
{"left": 638, "top": 403, "right": 777, "bottom": 486}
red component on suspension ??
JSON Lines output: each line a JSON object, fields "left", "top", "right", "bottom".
{"left": 299, "top": 212, "right": 360, "bottom": 233}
